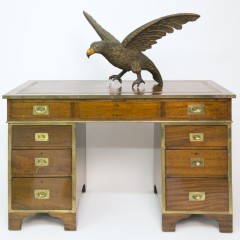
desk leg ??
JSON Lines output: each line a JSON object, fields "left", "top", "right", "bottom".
{"left": 162, "top": 214, "right": 191, "bottom": 232}
{"left": 162, "top": 213, "right": 233, "bottom": 232}
{"left": 9, "top": 213, "right": 35, "bottom": 230}
{"left": 49, "top": 213, "right": 76, "bottom": 230}
{"left": 204, "top": 214, "right": 233, "bottom": 233}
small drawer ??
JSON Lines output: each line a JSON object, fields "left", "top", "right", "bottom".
{"left": 8, "top": 100, "right": 74, "bottom": 121}
{"left": 12, "top": 177, "right": 72, "bottom": 210}
{"left": 76, "top": 100, "right": 161, "bottom": 120}
{"left": 12, "top": 149, "right": 72, "bottom": 176}
{"left": 165, "top": 125, "right": 228, "bottom": 149}
{"left": 166, "top": 178, "right": 229, "bottom": 211}
{"left": 165, "top": 150, "right": 228, "bottom": 177}
{"left": 12, "top": 125, "right": 72, "bottom": 148}
{"left": 162, "top": 100, "right": 231, "bottom": 120}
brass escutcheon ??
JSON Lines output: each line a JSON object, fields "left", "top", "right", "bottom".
{"left": 35, "top": 157, "right": 49, "bottom": 167}
{"left": 188, "top": 105, "right": 205, "bottom": 115}
{"left": 33, "top": 105, "right": 49, "bottom": 115}
{"left": 34, "top": 189, "right": 50, "bottom": 199}
{"left": 191, "top": 158, "right": 205, "bottom": 167}
{"left": 189, "top": 192, "right": 205, "bottom": 201}
{"left": 189, "top": 133, "right": 204, "bottom": 142}
{"left": 35, "top": 133, "right": 49, "bottom": 142}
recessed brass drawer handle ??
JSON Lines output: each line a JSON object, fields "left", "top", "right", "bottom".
{"left": 188, "top": 105, "right": 205, "bottom": 115}
{"left": 34, "top": 189, "right": 50, "bottom": 199}
{"left": 33, "top": 105, "right": 49, "bottom": 115}
{"left": 189, "top": 133, "right": 204, "bottom": 142}
{"left": 35, "top": 133, "right": 49, "bottom": 142}
{"left": 191, "top": 158, "right": 205, "bottom": 167}
{"left": 35, "top": 157, "right": 49, "bottom": 167}
{"left": 114, "top": 103, "right": 119, "bottom": 109}
{"left": 189, "top": 192, "right": 205, "bottom": 201}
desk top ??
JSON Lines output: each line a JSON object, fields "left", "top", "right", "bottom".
{"left": 3, "top": 80, "right": 235, "bottom": 100}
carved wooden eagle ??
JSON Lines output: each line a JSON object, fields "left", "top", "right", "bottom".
{"left": 84, "top": 11, "right": 199, "bottom": 87}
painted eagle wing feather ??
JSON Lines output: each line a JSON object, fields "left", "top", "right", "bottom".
{"left": 83, "top": 11, "right": 120, "bottom": 43}
{"left": 121, "top": 13, "right": 200, "bottom": 52}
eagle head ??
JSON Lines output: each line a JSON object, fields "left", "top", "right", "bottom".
{"left": 86, "top": 41, "right": 107, "bottom": 58}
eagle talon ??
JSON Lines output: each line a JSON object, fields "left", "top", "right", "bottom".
{"left": 109, "top": 75, "right": 122, "bottom": 84}
{"left": 132, "top": 78, "right": 145, "bottom": 88}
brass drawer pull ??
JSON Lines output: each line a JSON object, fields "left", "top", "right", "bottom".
{"left": 191, "top": 158, "right": 205, "bottom": 167}
{"left": 189, "top": 192, "right": 205, "bottom": 201}
{"left": 34, "top": 189, "right": 50, "bottom": 199}
{"left": 33, "top": 105, "right": 49, "bottom": 115}
{"left": 189, "top": 133, "right": 204, "bottom": 142}
{"left": 35, "top": 133, "right": 49, "bottom": 142}
{"left": 114, "top": 103, "right": 119, "bottom": 109}
{"left": 188, "top": 105, "right": 205, "bottom": 115}
{"left": 35, "top": 157, "right": 49, "bottom": 167}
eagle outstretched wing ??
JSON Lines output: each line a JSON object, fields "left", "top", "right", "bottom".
{"left": 83, "top": 11, "right": 120, "bottom": 43}
{"left": 121, "top": 13, "right": 200, "bottom": 52}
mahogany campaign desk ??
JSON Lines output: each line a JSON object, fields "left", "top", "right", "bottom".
{"left": 3, "top": 80, "right": 235, "bottom": 232}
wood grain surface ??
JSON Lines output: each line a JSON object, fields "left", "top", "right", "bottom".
{"left": 165, "top": 125, "right": 228, "bottom": 149}
{"left": 12, "top": 125, "right": 72, "bottom": 148}
{"left": 165, "top": 150, "right": 228, "bottom": 177}
{"left": 12, "top": 149, "right": 72, "bottom": 176}
{"left": 166, "top": 178, "right": 229, "bottom": 211}
{"left": 12, "top": 177, "right": 72, "bottom": 210}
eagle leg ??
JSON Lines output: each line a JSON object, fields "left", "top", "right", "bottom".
{"left": 132, "top": 72, "right": 145, "bottom": 88}
{"left": 109, "top": 70, "right": 127, "bottom": 84}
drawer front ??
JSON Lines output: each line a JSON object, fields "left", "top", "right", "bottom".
{"left": 76, "top": 100, "right": 161, "bottom": 120}
{"left": 8, "top": 101, "right": 74, "bottom": 121}
{"left": 166, "top": 150, "right": 228, "bottom": 177}
{"left": 165, "top": 125, "right": 228, "bottom": 149}
{"left": 166, "top": 178, "right": 229, "bottom": 211}
{"left": 12, "top": 125, "right": 72, "bottom": 148}
{"left": 162, "top": 100, "right": 231, "bottom": 120}
{"left": 12, "top": 178, "right": 72, "bottom": 210}
{"left": 12, "top": 149, "right": 72, "bottom": 176}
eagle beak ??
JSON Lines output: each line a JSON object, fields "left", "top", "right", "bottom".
{"left": 87, "top": 48, "right": 95, "bottom": 58}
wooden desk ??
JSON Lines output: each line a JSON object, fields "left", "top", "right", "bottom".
{"left": 3, "top": 80, "right": 235, "bottom": 232}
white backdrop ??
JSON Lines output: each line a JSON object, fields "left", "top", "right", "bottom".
{"left": 0, "top": 1, "right": 239, "bottom": 239}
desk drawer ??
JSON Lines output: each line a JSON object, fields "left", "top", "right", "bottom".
{"left": 8, "top": 101, "right": 74, "bottom": 121}
{"left": 165, "top": 125, "right": 228, "bottom": 149}
{"left": 166, "top": 178, "right": 229, "bottom": 211}
{"left": 162, "top": 100, "right": 231, "bottom": 120}
{"left": 166, "top": 150, "right": 228, "bottom": 177}
{"left": 76, "top": 100, "right": 161, "bottom": 120}
{"left": 12, "top": 177, "right": 72, "bottom": 210}
{"left": 12, "top": 125, "right": 72, "bottom": 148}
{"left": 12, "top": 149, "right": 72, "bottom": 177}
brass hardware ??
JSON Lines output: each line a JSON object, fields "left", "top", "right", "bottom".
{"left": 33, "top": 105, "right": 49, "bottom": 115}
{"left": 189, "top": 133, "right": 204, "bottom": 142}
{"left": 114, "top": 103, "right": 119, "bottom": 109}
{"left": 188, "top": 105, "right": 205, "bottom": 115}
{"left": 189, "top": 192, "right": 205, "bottom": 201}
{"left": 35, "top": 158, "right": 49, "bottom": 167}
{"left": 8, "top": 122, "right": 77, "bottom": 213}
{"left": 34, "top": 190, "right": 50, "bottom": 199}
{"left": 191, "top": 158, "right": 205, "bottom": 167}
{"left": 35, "top": 133, "right": 49, "bottom": 141}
